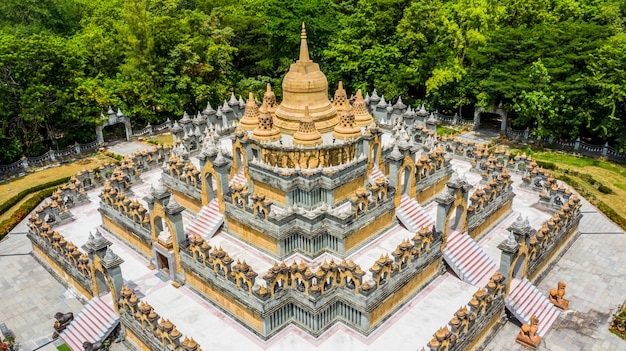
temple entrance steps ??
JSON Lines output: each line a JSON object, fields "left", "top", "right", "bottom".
{"left": 230, "top": 168, "right": 247, "bottom": 187}
{"left": 369, "top": 165, "right": 386, "bottom": 184}
{"left": 186, "top": 199, "right": 223, "bottom": 240}
{"left": 59, "top": 292, "right": 119, "bottom": 351}
{"left": 506, "top": 278, "right": 561, "bottom": 337}
{"left": 443, "top": 230, "right": 498, "bottom": 287}
{"left": 396, "top": 194, "right": 435, "bottom": 233}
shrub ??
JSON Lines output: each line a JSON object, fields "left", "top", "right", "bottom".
{"left": 0, "top": 187, "right": 57, "bottom": 240}
{"left": 0, "top": 177, "right": 71, "bottom": 215}
{"left": 536, "top": 160, "right": 557, "bottom": 170}
{"left": 598, "top": 184, "right": 614, "bottom": 194}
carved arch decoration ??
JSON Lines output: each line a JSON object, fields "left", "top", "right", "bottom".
{"left": 439, "top": 188, "right": 469, "bottom": 251}
{"left": 506, "top": 242, "right": 530, "bottom": 294}
{"left": 149, "top": 202, "right": 182, "bottom": 273}
{"left": 90, "top": 254, "right": 120, "bottom": 313}
{"left": 200, "top": 158, "right": 224, "bottom": 211}
{"left": 368, "top": 137, "right": 384, "bottom": 174}
{"left": 395, "top": 153, "right": 417, "bottom": 206}
{"left": 230, "top": 138, "right": 251, "bottom": 186}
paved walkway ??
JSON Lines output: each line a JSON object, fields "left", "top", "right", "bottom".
{"left": 485, "top": 205, "right": 626, "bottom": 350}
{"left": 0, "top": 220, "right": 130, "bottom": 351}
{"left": 0, "top": 224, "right": 84, "bottom": 351}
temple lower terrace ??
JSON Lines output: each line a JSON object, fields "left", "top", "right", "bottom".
{"left": 5, "top": 24, "right": 626, "bottom": 351}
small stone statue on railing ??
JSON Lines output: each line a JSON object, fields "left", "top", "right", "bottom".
{"left": 83, "top": 341, "right": 106, "bottom": 351}
{"left": 52, "top": 312, "right": 74, "bottom": 338}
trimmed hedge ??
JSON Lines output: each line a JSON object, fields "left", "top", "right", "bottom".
{"left": 0, "top": 176, "right": 71, "bottom": 215}
{"left": 554, "top": 173, "right": 626, "bottom": 231}
{"left": 0, "top": 187, "right": 58, "bottom": 240}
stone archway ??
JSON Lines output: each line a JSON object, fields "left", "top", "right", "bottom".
{"left": 473, "top": 106, "right": 507, "bottom": 132}
{"left": 96, "top": 108, "right": 133, "bottom": 144}
{"left": 511, "top": 253, "right": 527, "bottom": 279}
{"left": 201, "top": 159, "right": 224, "bottom": 209}
{"left": 435, "top": 174, "right": 472, "bottom": 250}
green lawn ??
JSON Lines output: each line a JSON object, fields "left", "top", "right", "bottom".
{"left": 519, "top": 149, "right": 626, "bottom": 227}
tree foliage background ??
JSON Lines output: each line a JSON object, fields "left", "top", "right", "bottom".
{"left": 0, "top": 0, "right": 625, "bottom": 162}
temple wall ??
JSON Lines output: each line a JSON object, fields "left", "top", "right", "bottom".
{"left": 369, "top": 257, "right": 440, "bottom": 326}
{"left": 124, "top": 325, "right": 152, "bottom": 351}
{"left": 228, "top": 217, "right": 278, "bottom": 253}
{"left": 468, "top": 198, "right": 513, "bottom": 240}
{"left": 345, "top": 210, "right": 394, "bottom": 251}
{"left": 334, "top": 176, "right": 365, "bottom": 204}
{"left": 254, "top": 181, "right": 287, "bottom": 205}
{"left": 528, "top": 221, "right": 580, "bottom": 282}
{"left": 417, "top": 174, "right": 450, "bottom": 204}
{"left": 185, "top": 270, "right": 264, "bottom": 332}
{"left": 102, "top": 214, "right": 152, "bottom": 259}
{"left": 452, "top": 298, "right": 504, "bottom": 351}
{"left": 167, "top": 186, "right": 202, "bottom": 213}
{"left": 31, "top": 242, "right": 93, "bottom": 299}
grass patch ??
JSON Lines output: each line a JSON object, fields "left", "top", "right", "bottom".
{"left": 514, "top": 149, "right": 626, "bottom": 229}
{"left": 56, "top": 343, "right": 72, "bottom": 351}
{"left": 436, "top": 125, "right": 461, "bottom": 136}
{"left": 0, "top": 154, "right": 115, "bottom": 205}
{"left": 147, "top": 133, "right": 174, "bottom": 146}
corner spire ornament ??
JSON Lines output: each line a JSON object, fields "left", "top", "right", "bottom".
{"left": 298, "top": 22, "right": 311, "bottom": 63}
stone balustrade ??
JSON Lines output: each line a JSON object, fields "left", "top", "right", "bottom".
{"left": 425, "top": 272, "right": 506, "bottom": 351}
{"left": 118, "top": 286, "right": 202, "bottom": 351}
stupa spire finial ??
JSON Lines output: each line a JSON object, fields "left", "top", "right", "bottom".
{"left": 298, "top": 22, "right": 311, "bottom": 63}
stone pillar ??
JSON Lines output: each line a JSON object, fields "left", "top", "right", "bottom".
{"left": 603, "top": 142, "right": 609, "bottom": 157}
{"left": 473, "top": 107, "right": 482, "bottom": 130}
{"left": 498, "top": 232, "right": 519, "bottom": 278}
{"left": 500, "top": 112, "right": 507, "bottom": 132}
{"left": 96, "top": 125, "right": 104, "bottom": 145}
{"left": 523, "top": 127, "right": 530, "bottom": 142}
{"left": 74, "top": 142, "right": 81, "bottom": 155}
{"left": 49, "top": 149, "right": 56, "bottom": 162}
{"left": 574, "top": 137, "right": 580, "bottom": 151}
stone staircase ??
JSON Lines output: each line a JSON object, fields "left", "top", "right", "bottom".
{"left": 506, "top": 278, "right": 561, "bottom": 337}
{"left": 230, "top": 168, "right": 247, "bottom": 187}
{"left": 443, "top": 229, "right": 498, "bottom": 287}
{"left": 186, "top": 199, "right": 223, "bottom": 240}
{"left": 396, "top": 194, "right": 435, "bottom": 233}
{"left": 369, "top": 165, "right": 386, "bottom": 184}
{"left": 59, "top": 293, "right": 119, "bottom": 351}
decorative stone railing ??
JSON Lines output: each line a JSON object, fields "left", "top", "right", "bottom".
{"left": 27, "top": 216, "right": 93, "bottom": 295}
{"left": 99, "top": 183, "right": 151, "bottom": 234}
{"left": 466, "top": 170, "right": 515, "bottom": 238}
{"left": 505, "top": 128, "right": 626, "bottom": 162}
{"left": 521, "top": 161, "right": 551, "bottom": 192}
{"left": 124, "top": 145, "right": 171, "bottom": 173}
{"left": 526, "top": 196, "right": 582, "bottom": 278}
{"left": 223, "top": 178, "right": 397, "bottom": 258}
{"left": 0, "top": 139, "right": 103, "bottom": 179}
{"left": 425, "top": 272, "right": 506, "bottom": 351}
{"left": 181, "top": 225, "right": 442, "bottom": 338}
{"left": 161, "top": 155, "right": 202, "bottom": 202}
{"left": 118, "top": 286, "right": 202, "bottom": 351}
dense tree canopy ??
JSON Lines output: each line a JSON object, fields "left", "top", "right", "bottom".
{"left": 0, "top": 0, "right": 625, "bottom": 162}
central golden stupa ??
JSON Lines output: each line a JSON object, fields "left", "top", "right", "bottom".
{"left": 274, "top": 23, "right": 339, "bottom": 134}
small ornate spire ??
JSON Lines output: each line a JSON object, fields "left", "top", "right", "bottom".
{"left": 293, "top": 106, "right": 322, "bottom": 146}
{"left": 239, "top": 92, "right": 260, "bottom": 131}
{"left": 298, "top": 22, "right": 311, "bottom": 63}
{"left": 333, "top": 81, "right": 350, "bottom": 112}
{"left": 353, "top": 89, "right": 373, "bottom": 126}
{"left": 252, "top": 100, "right": 281, "bottom": 142}
{"left": 333, "top": 106, "right": 361, "bottom": 140}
